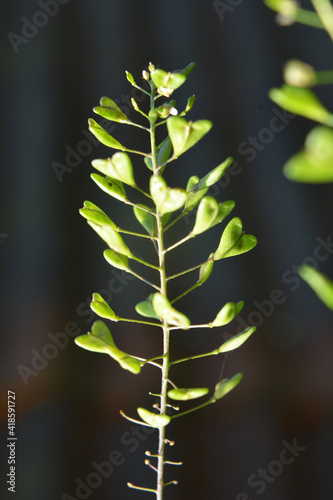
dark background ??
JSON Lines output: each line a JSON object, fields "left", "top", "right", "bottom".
{"left": 1, "top": 1, "right": 333, "bottom": 499}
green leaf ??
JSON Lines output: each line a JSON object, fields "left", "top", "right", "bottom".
{"left": 214, "top": 217, "right": 257, "bottom": 260}
{"left": 198, "top": 256, "right": 214, "bottom": 285}
{"left": 135, "top": 295, "right": 159, "bottom": 319}
{"left": 75, "top": 321, "right": 141, "bottom": 374}
{"left": 284, "top": 126, "right": 333, "bottom": 183}
{"left": 92, "top": 153, "right": 136, "bottom": 186}
{"left": 211, "top": 201, "right": 235, "bottom": 228}
{"left": 151, "top": 69, "right": 186, "bottom": 97}
{"left": 93, "top": 96, "right": 130, "bottom": 124}
{"left": 211, "top": 301, "right": 244, "bottom": 327}
{"left": 167, "top": 116, "right": 212, "bottom": 158}
{"left": 180, "top": 95, "right": 196, "bottom": 116}
{"left": 192, "top": 197, "right": 220, "bottom": 235}
{"left": 152, "top": 293, "right": 190, "bottom": 328}
{"left": 185, "top": 175, "right": 208, "bottom": 212}
{"left": 196, "top": 157, "right": 233, "bottom": 190}
{"left": 103, "top": 249, "right": 130, "bottom": 271}
{"left": 137, "top": 408, "right": 170, "bottom": 427}
{"left": 90, "top": 293, "right": 118, "bottom": 321}
{"left": 144, "top": 138, "right": 173, "bottom": 172}
{"left": 150, "top": 175, "right": 186, "bottom": 215}
{"left": 269, "top": 85, "right": 333, "bottom": 126}
{"left": 80, "top": 201, "right": 116, "bottom": 227}
{"left": 168, "top": 387, "right": 209, "bottom": 401}
{"left": 299, "top": 265, "right": 333, "bottom": 310}
{"left": 91, "top": 174, "right": 127, "bottom": 202}
{"left": 87, "top": 221, "right": 132, "bottom": 257}
{"left": 133, "top": 205, "right": 156, "bottom": 236}
{"left": 125, "top": 71, "right": 135, "bottom": 84}
{"left": 218, "top": 326, "right": 256, "bottom": 353}
{"left": 75, "top": 320, "right": 116, "bottom": 352}
{"left": 213, "top": 373, "right": 243, "bottom": 401}
{"left": 88, "top": 118, "right": 126, "bottom": 150}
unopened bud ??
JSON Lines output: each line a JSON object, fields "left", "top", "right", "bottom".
{"left": 284, "top": 60, "right": 316, "bottom": 87}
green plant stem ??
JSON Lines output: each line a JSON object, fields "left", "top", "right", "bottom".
{"left": 294, "top": 8, "right": 324, "bottom": 28}
{"left": 118, "top": 317, "right": 161, "bottom": 328}
{"left": 149, "top": 86, "right": 172, "bottom": 500}
{"left": 311, "top": 0, "right": 333, "bottom": 41}
{"left": 170, "top": 282, "right": 200, "bottom": 304}
{"left": 127, "top": 268, "right": 160, "bottom": 291}
{"left": 167, "top": 261, "right": 206, "bottom": 281}
{"left": 170, "top": 399, "right": 214, "bottom": 420}
{"left": 316, "top": 69, "right": 333, "bottom": 84}
{"left": 119, "top": 228, "right": 157, "bottom": 240}
{"left": 164, "top": 211, "right": 186, "bottom": 232}
{"left": 164, "top": 233, "right": 193, "bottom": 253}
{"left": 170, "top": 348, "right": 218, "bottom": 366}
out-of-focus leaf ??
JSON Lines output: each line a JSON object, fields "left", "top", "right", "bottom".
{"left": 135, "top": 295, "right": 159, "bottom": 319}
{"left": 269, "top": 85, "right": 333, "bottom": 125}
{"left": 213, "top": 373, "right": 243, "bottom": 401}
{"left": 299, "top": 265, "right": 333, "bottom": 310}
{"left": 192, "top": 197, "right": 219, "bottom": 235}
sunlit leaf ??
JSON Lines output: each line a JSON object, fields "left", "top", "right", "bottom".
{"left": 152, "top": 293, "right": 190, "bottom": 328}
{"left": 75, "top": 321, "right": 141, "bottom": 374}
{"left": 213, "top": 373, "right": 243, "bottom": 401}
{"left": 135, "top": 295, "right": 159, "bottom": 319}
{"left": 150, "top": 175, "right": 186, "bottom": 215}
{"left": 103, "top": 249, "right": 130, "bottom": 271}
{"left": 93, "top": 96, "right": 130, "bottom": 123}
{"left": 91, "top": 174, "right": 127, "bottom": 202}
{"left": 90, "top": 293, "right": 118, "bottom": 321}
{"left": 137, "top": 407, "right": 170, "bottom": 427}
{"left": 214, "top": 217, "right": 257, "bottom": 260}
{"left": 92, "top": 153, "right": 135, "bottom": 186}
{"left": 80, "top": 201, "right": 115, "bottom": 227}
{"left": 211, "top": 301, "right": 244, "bottom": 327}
{"left": 87, "top": 221, "right": 132, "bottom": 257}
{"left": 299, "top": 265, "right": 333, "bottom": 310}
{"left": 192, "top": 197, "right": 219, "bottom": 235}
{"left": 168, "top": 387, "right": 209, "bottom": 401}
{"left": 88, "top": 118, "right": 126, "bottom": 150}
{"left": 218, "top": 326, "right": 256, "bottom": 353}
{"left": 167, "top": 116, "right": 212, "bottom": 158}
{"left": 196, "top": 157, "right": 233, "bottom": 190}
{"left": 151, "top": 69, "right": 186, "bottom": 97}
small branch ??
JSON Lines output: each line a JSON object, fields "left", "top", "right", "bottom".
{"left": 127, "top": 269, "right": 160, "bottom": 291}
{"left": 164, "top": 211, "right": 187, "bottom": 232}
{"left": 164, "top": 233, "right": 193, "bottom": 253}
{"left": 132, "top": 255, "right": 160, "bottom": 270}
{"left": 127, "top": 483, "right": 157, "bottom": 493}
{"left": 170, "top": 348, "right": 218, "bottom": 366}
{"left": 167, "top": 261, "right": 205, "bottom": 281}
{"left": 119, "top": 228, "right": 157, "bottom": 240}
{"left": 128, "top": 121, "right": 150, "bottom": 131}
{"left": 117, "top": 316, "right": 162, "bottom": 328}
{"left": 120, "top": 410, "right": 155, "bottom": 428}
{"left": 170, "top": 282, "right": 200, "bottom": 304}
{"left": 170, "top": 399, "right": 214, "bottom": 420}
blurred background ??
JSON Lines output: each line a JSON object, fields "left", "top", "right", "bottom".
{"left": 1, "top": 1, "right": 333, "bottom": 499}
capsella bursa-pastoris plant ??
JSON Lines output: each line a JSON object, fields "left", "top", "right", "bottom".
{"left": 75, "top": 62, "right": 258, "bottom": 498}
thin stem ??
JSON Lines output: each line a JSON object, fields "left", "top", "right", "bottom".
{"left": 316, "top": 69, "right": 333, "bottom": 85}
{"left": 170, "top": 348, "right": 218, "bottom": 367}
{"left": 132, "top": 255, "right": 160, "bottom": 270}
{"left": 149, "top": 85, "right": 172, "bottom": 500}
{"left": 293, "top": 8, "right": 324, "bottom": 28}
{"left": 170, "top": 282, "right": 200, "bottom": 304}
{"left": 164, "top": 233, "right": 193, "bottom": 254}
{"left": 128, "top": 121, "right": 150, "bottom": 132}
{"left": 125, "top": 199, "right": 157, "bottom": 216}
{"left": 170, "top": 399, "right": 214, "bottom": 420}
{"left": 135, "top": 185, "right": 153, "bottom": 200}
{"left": 167, "top": 261, "right": 206, "bottom": 281}
{"left": 118, "top": 317, "right": 161, "bottom": 328}
{"left": 164, "top": 211, "right": 187, "bottom": 232}
{"left": 119, "top": 228, "right": 157, "bottom": 240}
{"left": 311, "top": 0, "right": 333, "bottom": 41}
{"left": 127, "top": 268, "right": 160, "bottom": 291}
